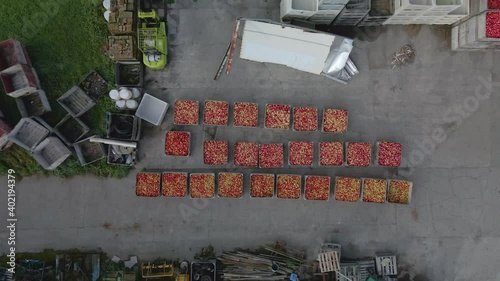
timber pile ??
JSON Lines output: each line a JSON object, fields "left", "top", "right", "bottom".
{"left": 219, "top": 246, "right": 305, "bottom": 281}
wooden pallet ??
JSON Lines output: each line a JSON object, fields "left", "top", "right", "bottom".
{"left": 317, "top": 251, "right": 340, "bottom": 273}
{"left": 375, "top": 255, "right": 397, "bottom": 276}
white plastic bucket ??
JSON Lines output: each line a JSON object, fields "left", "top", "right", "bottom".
{"left": 109, "top": 89, "right": 120, "bottom": 100}
{"left": 116, "top": 100, "right": 126, "bottom": 109}
{"left": 119, "top": 88, "right": 132, "bottom": 100}
{"left": 126, "top": 99, "right": 139, "bottom": 109}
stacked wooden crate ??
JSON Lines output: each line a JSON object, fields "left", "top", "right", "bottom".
{"left": 451, "top": 0, "right": 500, "bottom": 50}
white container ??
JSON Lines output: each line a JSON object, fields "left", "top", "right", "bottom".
{"left": 103, "top": 0, "right": 111, "bottom": 10}
{"left": 135, "top": 93, "right": 169, "bottom": 126}
{"left": 116, "top": 100, "right": 126, "bottom": 109}
{"left": 131, "top": 88, "right": 141, "bottom": 99}
{"left": 126, "top": 99, "right": 138, "bottom": 110}
{"left": 104, "top": 11, "right": 111, "bottom": 22}
{"left": 119, "top": 88, "right": 132, "bottom": 100}
{"left": 109, "top": 89, "right": 120, "bottom": 100}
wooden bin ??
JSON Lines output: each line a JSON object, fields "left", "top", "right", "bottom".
{"left": 8, "top": 117, "right": 49, "bottom": 151}
{"left": 32, "top": 136, "right": 71, "bottom": 170}
{"left": 1, "top": 64, "right": 40, "bottom": 98}
{"left": 53, "top": 115, "right": 90, "bottom": 146}
{"left": 16, "top": 90, "right": 52, "bottom": 117}
{"left": 57, "top": 86, "right": 96, "bottom": 117}
{"left": 0, "top": 39, "right": 32, "bottom": 73}
{"left": 73, "top": 135, "right": 107, "bottom": 166}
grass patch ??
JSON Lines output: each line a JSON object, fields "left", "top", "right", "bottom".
{"left": 0, "top": 0, "right": 131, "bottom": 178}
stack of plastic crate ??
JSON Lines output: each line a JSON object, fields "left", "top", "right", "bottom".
{"left": 413, "top": 0, "right": 463, "bottom": 24}
{"left": 384, "top": 0, "right": 468, "bottom": 25}
{"left": 309, "top": 0, "right": 348, "bottom": 24}
{"left": 451, "top": 2, "right": 500, "bottom": 51}
{"left": 434, "top": 0, "right": 470, "bottom": 25}
{"left": 280, "top": 0, "right": 319, "bottom": 22}
{"left": 333, "top": 0, "right": 371, "bottom": 26}
{"left": 358, "top": 0, "right": 394, "bottom": 26}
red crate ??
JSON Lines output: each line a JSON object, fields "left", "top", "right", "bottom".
{"left": 361, "top": 178, "right": 387, "bottom": 203}
{"left": 136, "top": 172, "right": 161, "bottom": 197}
{"left": 162, "top": 172, "right": 188, "bottom": 197}
{"left": 322, "top": 109, "right": 348, "bottom": 133}
{"left": 293, "top": 106, "right": 318, "bottom": 131}
{"left": 250, "top": 173, "right": 275, "bottom": 198}
{"left": 334, "top": 177, "right": 361, "bottom": 202}
{"left": 319, "top": 141, "right": 344, "bottom": 166}
{"left": 387, "top": 179, "right": 412, "bottom": 204}
{"left": 234, "top": 102, "right": 258, "bottom": 127}
{"left": 289, "top": 141, "right": 313, "bottom": 166}
{"left": 0, "top": 39, "right": 32, "bottom": 72}
{"left": 304, "top": 176, "right": 330, "bottom": 201}
{"left": 218, "top": 173, "right": 244, "bottom": 198}
{"left": 346, "top": 142, "right": 371, "bottom": 167}
{"left": 234, "top": 142, "right": 258, "bottom": 167}
{"left": 259, "top": 143, "right": 284, "bottom": 168}
{"left": 204, "top": 140, "right": 228, "bottom": 165}
{"left": 265, "top": 104, "right": 291, "bottom": 129}
{"left": 190, "top": 173, "right": 215, "bottom": 198}
{"left": 174, "top": 100, "right": 199, "bottom": 125}
{"left": 376, "top": 141, "right": 402, "bottom": 167}
{"left": 204, "top": 100, "right": 229, "bottom": 125}
{"left": 277, "top": 174, "right": 301, "bottom": 199}
{"left": 165, "top": 131, "right": 190, "bottom": 156}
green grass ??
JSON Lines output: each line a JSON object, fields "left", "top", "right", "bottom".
{"left": 0, "top": 0, "right": 130, "bottom": 178}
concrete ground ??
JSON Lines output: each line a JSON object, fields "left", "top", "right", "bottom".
{"left": 2, "top": 1, "right": 500, "bottom": 280}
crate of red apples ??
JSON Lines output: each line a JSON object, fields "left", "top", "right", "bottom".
{"left": 293, "top": 106, "right": 318, "bottom": 131}
{"left": 259, "top": 143, "right": 284, "bottom": 168}
{"left": 277, "top": 174, "right": 301, "bottom": 199}
{"left": 289, "top": 141, "right": 313, "bottom": 166}
{"left": 387, "top": 179, "right": 412, "bottom": 205}
{"left": 322, "top": 109, "right": 348, "bottom": 133}
{"left": 218, "top": 173, "right": 244, "bottom": 198}
{"left": 162, "top": 172, "right": 187, "bottom": 197}
{"left": 174, "top": 100, "right": 199, "bottom": 125}
{"left": 334, "top": 176, "right": 361, "bottom": 202}
{"left": 361, "top": 178, "right": 387, "bottom": 203}
{"left": 204, "top": 140, "right": 228, "bottom": 165}
{"left": 190, "top": 173, "right": 215, "bottom": 198}
{"left": 265, "top": 104, "right": 291, "bottom": 129}
{"left": 484, "top": 12, "right": 500, "bottom": 39}
{"left": 234, "top": 102, "right": 258, "bottom": 127}
{"left": 234, "top": 142, "right": 258, "bottom": 167}
{"left": 250, "top": 173, "right": 275, "bottom": 198}
{"left": 304, "top": 176, "right": 330, "bottom": 201}
{"left": 346, "top": 142, "right": 371, "bottom": 167}
{"left": 488, "top": 0, "right": 500, "bottom": 9}
{"left": 165, "top": 131, "right": 190, "bottom": 156}
{"left": 319, "top": 141, "right": 344, "bottom": 166}
{"left": 136, "top": 172, "right": 161, "bottom": 197}
{"left": 376, "top": 141, "right": 402, "bottom": 167}
{"left": 204, "top": 100, "right": 229, "bottom": 125}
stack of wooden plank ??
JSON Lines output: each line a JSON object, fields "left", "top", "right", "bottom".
{"left": 219, "top": 246, "right": 305, "bottom": 281}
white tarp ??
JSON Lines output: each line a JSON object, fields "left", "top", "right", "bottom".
{"left": 240, "top": 20, "right": 336, "bottom": 75}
